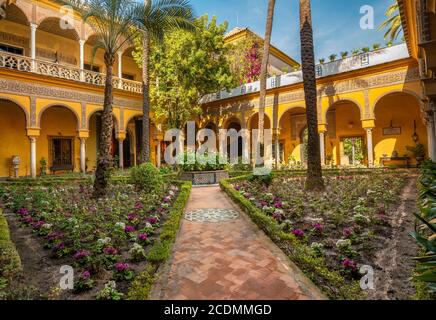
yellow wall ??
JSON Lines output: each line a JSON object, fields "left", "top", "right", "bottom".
{"left": 373, "top": 93, "right": 428, "bottom": 164}
{"left": 0, "top": 101, "right": 30, "bottom": 177}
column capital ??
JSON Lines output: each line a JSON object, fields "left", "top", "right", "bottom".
{"left": 30, "top": 23, "right": 38, "bottom": 30}
{"left": 116, "top": 131, "right": 126, "bottom": 141}
{"left": 77, "top": 130, "right": 89, "bottom": 139}
{"left": 79, "top": 39, "right": 86, "bottom": 46}
{"left": 27, "top": 128, "right": 40, "bottom": 137}
{"left": 318, "top": 124, "right": 327, "bottom": 133}
{"left": 362, "top": 119, "right": 375, "bottom": 129}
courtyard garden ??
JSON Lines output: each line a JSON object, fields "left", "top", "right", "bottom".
{"left": 221, "top": 168, "right": 435, "bottom": 300}
{"left": 0, "top": 164, "right": 191, "bottom": 300}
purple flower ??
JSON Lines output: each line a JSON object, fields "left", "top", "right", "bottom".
{"left": 33, "top": 221, "right": 46, "bottom": 229}
{"left": 47, "top": 232, "right": 63, "bottom": 242}
{"left": 343, "top": 228, "right": 353, "bottom": 238}
{"left": 138, "top": 233, "right": 148, "bottom": 241}
{"left": 124, "top": 226, "right": 136, "bottom": 233}
{"left": 292, "top": 229, "right": 305, "bottom": 237}
{"left": 17, "top": 208, "right": 29, "bottom": 216}
{"left": 313, "top": 223, "right": 324, "bottom": 233}
{"left": 115, "top": 262, "right": 130, "bottom": 272}
{"left": 260, "top": 201, "right": 268, "bottom": 207}
{"left": 103, "top": 247, "right": 118, "bottom": 255}
{"left": 274, "top": 202, "right": 283, "bottom": 209}
{"left": 234, "top": 186, "right": 241, "bottom": 191}
{"left": 21, "top": 216, "right": 34, "bottom": 224}
{"left": 272, "top": 212, "right": 283, "bottom": 222}
{"left": 341, "top": 259, "right": 357, "bottom": 271}
{"left": 127, "top": 213, "right": 138, "bottom": 221}
{"left": 54, "top": 242, "right": 65, "bottom": 250}
{"left": 146, "top": 217, "right": 158, "bottom": 224}
{"left": 81, "top": 271, "right": 91, "bottom": 280}
{"left": 134, "top": 202, "right": 143, "bottom": 210}
{"left": 74, "top": 250, "right": 90, "bottom": 260}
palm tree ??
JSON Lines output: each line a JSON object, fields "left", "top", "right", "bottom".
{"left": 258, "top": 0, "right": 275, "bottom": 165}
{"left": 299, "top": 0, "right": 324, "bottom": 191}
{"left": 139, "top": 0, "right": 195, "bottom": 164}
{"left": 379, "top": 1, "right": 403, "bottom": 41}
{"left": 60, "top": 0, "right": 145, "bottom": 197}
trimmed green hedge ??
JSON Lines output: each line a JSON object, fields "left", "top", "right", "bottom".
{"left": 220, "top": 176, "right": 364, "bottom": 300}
{"left": 127, "top": 180, "right": 192, "bottom": 300}
{"left": 0, "top": 208, "right": 22, "bottom": 288}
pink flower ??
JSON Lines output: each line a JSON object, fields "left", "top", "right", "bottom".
{"left": 74, "top": 250, "right": 90, "bottom": 260}
{"left": 115, "top": 262, "right": 130, "bottom": 272}
{"left": 313, "top": 223, "right": 324, "bottom": 233}
{"left": 128, "top": 213, "right": 138, "bottom": 221}
{"left": 33, "top": 221, "right": 46, "bottom": 229}
{"left": 134, "top": 202, "right": 143, "bottom": 210}
{"left": 341, "top": 259, "right": 357, "bottom": 271}
{"left": 124, "top": 226, "right": 135, "bottom": 233}
{"left": 17, "top": 208, "right": 29, "bottom": 216}
{"left": 103, "top": 247, "right": 118, "bottom": 255}
{"left": 81, "top": 271, "right": 91, "bottom": 280}
{"left": 137, "top": 233, "right": 148, "bottom": 241}
{"left": 272, "top": 212, "right": 283, "bottom": 222}
{"left": 146, "top": 217, "right": 158, "bottom": 224}
{"left": 292, "top": 229, "right": 305, "bottom": 237}
{"left": 343, "top": 227, "right": 353, "bottom": 238}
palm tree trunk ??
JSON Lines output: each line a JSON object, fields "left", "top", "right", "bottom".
{"left": 299, "top": 0, "right": 324, "bottom": 191}
{"left": 93, "top": 55, "right": 115, "bottom": 198}
{"left": 258, "top": 0, "right": 275, "bottom": 162}
{"left": 141, "top": 31, "right": 151, "bottom": 164}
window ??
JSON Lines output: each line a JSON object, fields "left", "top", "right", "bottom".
{"left": 122, "top": 73, "right": 135, "bottom": 81}
{"left": 316, "top": 65, "right": 323, "bottom": 77}
{"left": 360, "top": 53, "right": 369, "bottom": 66}
{"left": 50, "top": 138, "right": 73, "bottom": 168}
{"left": 84, "top": 63, "right": 100, "bottom": 73}
{"left": 0, "top": 43, "right": 24, "bottom": 55}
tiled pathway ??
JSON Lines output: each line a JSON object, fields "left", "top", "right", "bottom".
{"left": 151, "top": 185, "right": 326, "bottom": 300}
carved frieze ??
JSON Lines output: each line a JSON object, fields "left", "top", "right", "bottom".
{"left": 0, "top": 78, "right": 142, "bottom": 109}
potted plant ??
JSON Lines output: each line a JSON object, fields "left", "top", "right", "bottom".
{"left": 406, "top": 143, "right": 426, "bottom": 164}
{"left": 340, "top": 51, "right": 348, "bottom": 59}
{"left": 351, "top": 48, "right": 360, "bottom": 56}
{"left": 362, "top": 47, "right": 370, "bottom": 53}
{"left": 319, "top": 58, "right": 325, "bottom": 64}
{"left": 329, "top": 54, "right": 337, "bottom": 62}
{"left": 40, "top": 158, "right": 47, "bottom": 176}
{"left": 372, "top": 43, "right": 381, "bottom": 50}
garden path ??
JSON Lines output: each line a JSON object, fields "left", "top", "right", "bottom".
{"left": 151, "top": 185, "right": 325, "bottom": 300}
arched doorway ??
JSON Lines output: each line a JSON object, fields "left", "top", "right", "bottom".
{"left": 39, "top": 105, "right": 79, "bottom": 174}
{"left": 278, "top": 107, "right": 306, "bottom": 164}
{"left": 326, "top": 100, "right": 365, "bottom": 166}
{"left": 226, "top": 120, "right": 243, "bottom": 159}
{"left": 373, "top": 92, "right": 427, "bottom": 166}
{"left": 0, "top": 99, "right": 29, "bottom": 177}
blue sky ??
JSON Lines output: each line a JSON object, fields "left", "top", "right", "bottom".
{"left": 189, "top": 0, "right": 401, "bottom": 62}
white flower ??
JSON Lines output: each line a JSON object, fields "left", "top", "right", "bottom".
{"left": 115, "top": 222, "right": 126, "bottom": 229}
{"left": 336, "top": 239, "right": 352, "bottom": 249}
{"left": 42, "top": 223, "right": 52, "bottom": 229}
{"left": 274, "top": 209, "right": 284, "bottom": 215}
{"left": 145, "top": 222, "right": 153, "bottom": 229}
{"left": 98, "top": 237, "right": 112, "bottom": 245}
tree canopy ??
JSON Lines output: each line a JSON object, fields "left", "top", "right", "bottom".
{"left": 133, "top": 15, "right": 237, "bottom": 129}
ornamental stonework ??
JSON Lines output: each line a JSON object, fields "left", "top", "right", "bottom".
{"left": 0, "top": 78, "right": 142, "bottom": 109}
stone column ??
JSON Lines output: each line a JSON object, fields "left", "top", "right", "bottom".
{"left": 366, "top": 128, "right": 374, "bottom": 167}
{"left": 29, "top": 136, "right": 37, "bottom": 178}
{"left": 80, "top": 138, "right": 87, "bottom": 173}
{"left": 79, "top": 39, "right": 85, "bottom": 81}
{"left": 118, "top": 138, "right": 124, "bottom": 169}
{"left": 427, "top": 114, "right": 436, "bottom": 161}
{"left": 30, "top": 23, "right": 37, "bottom": 72}
{"left": 156, "top": 140, "right": 162, "bottom": 168}
{"left": 117, "top": 51, "right": 123, "bottom": 88}
{"left": 319, "top": 131, "right": 326, "bottom": 166}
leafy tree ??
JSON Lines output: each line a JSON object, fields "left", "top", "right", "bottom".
{"left": 226, "top": 35, "right": 263, "bottom": 84}
{"left": 133, "top": 15, "right": 236, "bottom": 129}
{"left": 299, "top": 0, "right": 324, "bottom": 191}
{"left": 137, "top": 0, "right": 195, "bottom": 163}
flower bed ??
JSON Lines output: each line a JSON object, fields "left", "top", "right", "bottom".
{"left": 0, "top": 179, "right": 191, "bottom": 300}
{"left": 221, "top": 172, "right": 409, "bottom": 299}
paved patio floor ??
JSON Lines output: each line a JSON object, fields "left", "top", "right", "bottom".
{"left": 151, "top": 185, "right": 325, "bottom": 300}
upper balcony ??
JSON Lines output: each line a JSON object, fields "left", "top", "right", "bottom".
{"left": 202, "top": 43, "right": 410, "bottom": 103}
{"left": 0, "top": 1, "right": 143, "bottom": 94}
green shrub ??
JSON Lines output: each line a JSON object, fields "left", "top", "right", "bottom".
{"left": 0, "top": 210, "right": 22, "bottom": 280}
{"left": 130, "top": 163, "right": 164, "bottom": 194}
{"left": 127, "top": 265, "right": 156, "bottom": 300}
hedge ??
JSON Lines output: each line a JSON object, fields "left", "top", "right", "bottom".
{"left": 127, "top": 180, "right": 192, "bottom": 300}
{"left": 220, "top": 176, "right": 364, "bottom": 300}
{"left": 0, "top": 208, "right": 22, "bottom": 289}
